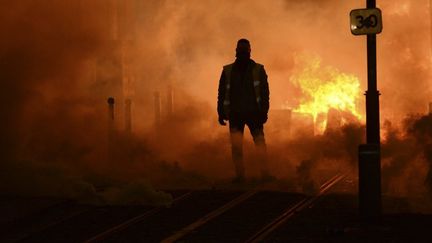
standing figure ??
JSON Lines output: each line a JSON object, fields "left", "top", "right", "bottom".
{"left": 217, "top": 38, "right": 271, "bottom": 182}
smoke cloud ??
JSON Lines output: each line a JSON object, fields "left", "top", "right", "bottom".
{"left": 1, "top": 0, "right": 432, "bottom": 208}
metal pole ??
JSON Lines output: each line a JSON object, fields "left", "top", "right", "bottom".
{"left": 108, "top": 97, "right": 115, "bottom": 128}
{"left": 125, "top": 98, "right": 132, "bottom": 135}
{"left": 166, "top": 84, "right": 174, "bottom": 117}
{"left": 107, "top": 97, "right": 115, "bottom": 161}
{"left": 430, "top": 0, "right": 432, "bottom": 59}
{"left": 359, "top": 0, "right": 382, "bottom": 220}
{"left": 154, "top": 91, "right": 161, "bottom": 125}
{"left": 366, "top": 0, "right": 380, "bottom": 145}
{"left": 429, "top": 102, "right": 432, "bottom": 115}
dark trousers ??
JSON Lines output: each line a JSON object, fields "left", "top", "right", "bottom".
{"left": 229, "top": 112, "right": 267, "bottom": 178}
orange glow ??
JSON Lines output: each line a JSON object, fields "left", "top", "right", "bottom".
{"left": 291, "top": 55, "right": 362, "bottom": 133}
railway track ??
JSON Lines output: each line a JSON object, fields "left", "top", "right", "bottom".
{"left": 15, "top": 173, "right": 347, "bottom": 242}
{"left": 19, "top": 191, "right": 192, "bottom": 243}
{"left": 84, "top": 191, "right": 193, "bottom": 243}
{"left": 0, "top": 199, "right": 90, "bottom": 243}
{"left": 163, "top": 173, "right": 347, "bottom": 243}
{"left": 9, "top": 173, "right": 432, "bottom": 243}
{"left": 245, "top": 173, "right": 346, "bottom": 243}
{"left": 160, "top": 190, "right": 258, "bottom": 243}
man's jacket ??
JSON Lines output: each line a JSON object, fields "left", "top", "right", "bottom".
{"left": 217, "top": 59, "right": 269, "bottom": 119}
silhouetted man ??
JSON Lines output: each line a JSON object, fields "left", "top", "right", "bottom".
{"left": 217, "top": 39, "right": 270, "bottom": 182}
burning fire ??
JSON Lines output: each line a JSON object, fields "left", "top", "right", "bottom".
{"left": 291, "top": 55, "right": 362, "bottom": 132}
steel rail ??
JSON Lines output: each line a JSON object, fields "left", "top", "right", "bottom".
{"left": 84, "top": 191, "right": 193, "bottom": 243}
{"left": 161, "top": 190, "right": 258, "bottom": 243}
{"left": 245, "top": 173, "right": 347, "bottom": 243}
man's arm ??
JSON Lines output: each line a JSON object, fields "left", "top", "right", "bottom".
{"left": 260, "top": 66, "right": 269, "bottom": 114}
{"left": 217, "top": 70, "right": 227, "bottom": 119}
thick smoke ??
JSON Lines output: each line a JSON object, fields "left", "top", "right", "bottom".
{"left": 0, "top": 1, "right": 107, "bottom": 196}
{"left": 1, "top": 0, "right": 432, "bottom": 208}
{"left": 381, "top": 114, "right": 432, "bottom": 198}
{"left": 378, "top": 1, "right": 432, "bottom": 121}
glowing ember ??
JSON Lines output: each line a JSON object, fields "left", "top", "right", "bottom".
{"left": 291, "top": 55, "right": 362, "bottom": 129}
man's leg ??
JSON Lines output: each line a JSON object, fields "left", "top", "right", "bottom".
{"left": 229, "top": 119, "right": 245, "bottom": 180}
{"left": 247, "top": 118, "right": 271, "bottom": 178}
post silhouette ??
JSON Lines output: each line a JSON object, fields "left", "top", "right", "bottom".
{"left": 107, "top": 97, "right": 115, "bottom": 161}
{"left": 359, "top": 0, "right": 382, "bottom": 221}
{"left": 154, "top": 91, "right": 161, "bottom": 125}
{"left": 125, "top": 98, "right": 132, "bottom": 135}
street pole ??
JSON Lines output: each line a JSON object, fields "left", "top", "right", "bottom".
{"left": 359, "top": 0, "right": 382, "bottom": 220}
{"left": 107, "top": 97, "right": 115, "bottom": 162}
{"left": 125, "top": 98, "right": 132, "bottom": 135}
{"left": 430, "top": 0, "right": 432, "bottom": 60}
{"left": 154, "top": 91, "right": 161, "bottom": 126}
{"left": 366, "top": 0, "right": 380, "bottom": 144}
{"left": 166, "top": 84, "right": 174, "bottom": 117}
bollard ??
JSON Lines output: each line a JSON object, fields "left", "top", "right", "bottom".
{"left": 108, "top": 97, "right": 115, "bottom": 119}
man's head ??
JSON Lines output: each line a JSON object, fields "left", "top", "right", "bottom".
{"left": 236, "top": 38, "right": 251, "bottom": 61}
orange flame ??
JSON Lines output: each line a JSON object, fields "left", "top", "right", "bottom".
{"left": 291, "top": 55, "right": 362, "bottom": 133}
